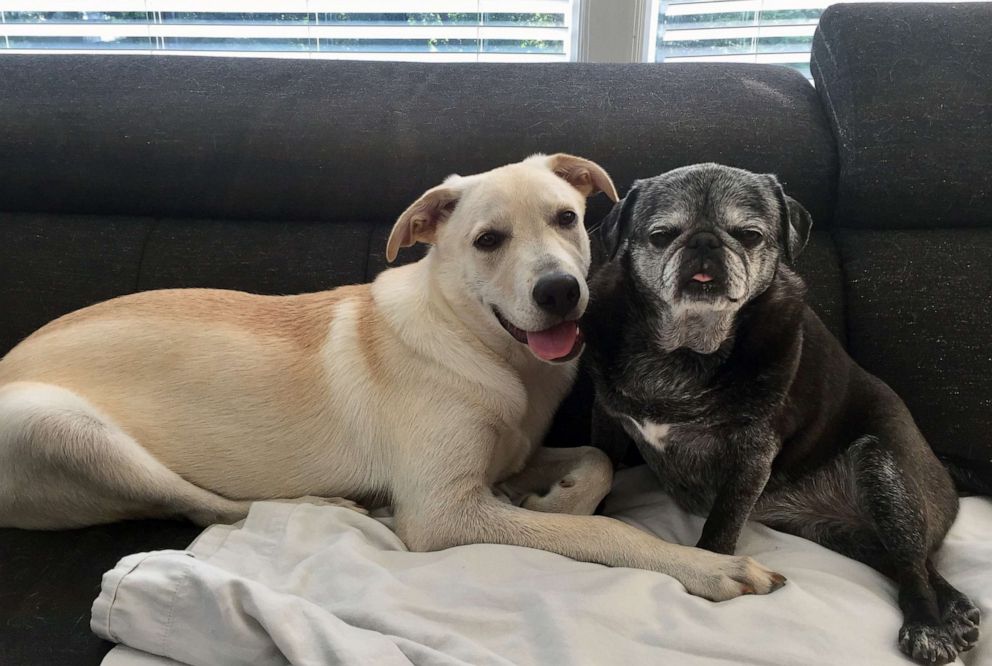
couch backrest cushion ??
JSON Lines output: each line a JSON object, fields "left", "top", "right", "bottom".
{"left": 0, "top": 56, "right": 836, "bottom": 228}
{"left": 833, "top": 227, "right": 992, "bottom": 474}
{"left": 811, "top": 2, "right": 992, "bottom": 475}
{"left": 811, "top": 2, "right": 992, "bottom": 229}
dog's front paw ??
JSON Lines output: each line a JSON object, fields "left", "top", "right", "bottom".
{"left": 899, "top": 622, "right": 959, "bottom": 665}
{"left": 682, "top": 552, "right": 787, "bottom": 602}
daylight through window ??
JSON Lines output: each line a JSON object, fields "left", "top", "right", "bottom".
{"left": 0, "top": 1, "right": 574, "bottom": 61}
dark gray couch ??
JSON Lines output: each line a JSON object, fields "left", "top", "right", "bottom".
{"left": 1, "top": 3, "right": 990, "bottom": 664}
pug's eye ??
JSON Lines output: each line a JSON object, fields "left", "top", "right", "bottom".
{"left": 556, "top": 210, "right": 578, "bottom": 228}
{"left": 474, "top": 231, "right": 506, "bottom": 251}
{"left": 732, "top": 228, "right": 764, "bottom": 247}
{"left": 649, "top": 228, "right": 679, "bottom": 248}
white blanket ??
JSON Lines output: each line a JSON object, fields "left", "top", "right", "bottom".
{"left": 93, "top": 466, "right": 992, "bottom": 666}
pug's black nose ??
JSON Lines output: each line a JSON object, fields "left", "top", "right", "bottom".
{"left": 687, "top": 231, "right": 722, "bottom": 250}
{"left": 533, "top": 273, "right": 580, "bottom": 317}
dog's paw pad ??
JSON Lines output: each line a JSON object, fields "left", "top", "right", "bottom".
{"left": 899, "top": 622, "right": 958, "bottom": 665}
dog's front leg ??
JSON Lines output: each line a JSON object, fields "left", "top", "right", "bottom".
{"left": 696, "top": 429, "right": 778, "bottom": 554}
{"left": 396, "top": 486, "right": 785, "bottom": 601}
{"left": 393, "top": 426, "right": 785, "bottom": 600}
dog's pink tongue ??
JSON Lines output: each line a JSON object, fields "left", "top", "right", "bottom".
{"left": 526, "top": 321, "right": 579, "bottom": 361}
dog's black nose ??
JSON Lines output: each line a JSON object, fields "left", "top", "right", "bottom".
{"left": 687, "top": 231, "right": 722, "bottom": 250}
{"left": 533, "top": 273, "right": 580, "bottom": 317}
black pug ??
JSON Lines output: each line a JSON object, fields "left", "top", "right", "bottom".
{"left": 583, "top": 164, "right": 979, "bottom": 665}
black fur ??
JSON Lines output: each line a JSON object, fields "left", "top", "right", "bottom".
{"left": 583, "top": 164, "right": 979, "bottom": 665}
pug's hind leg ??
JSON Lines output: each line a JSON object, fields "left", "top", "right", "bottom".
{"left": 853, "top": 437, "right": 960, "bottom": 666}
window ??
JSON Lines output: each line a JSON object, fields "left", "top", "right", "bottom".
{"left": 649, "top": 0, "right": 831, "bottom": 78}
{"left": 3, "top": 1, "right": 978, "bottom": 67}
{"left": 0, "top": 1, "right": 575, "bottom": 61}
{"left": 648, "top": 0, "right": 965, "bottom": 79}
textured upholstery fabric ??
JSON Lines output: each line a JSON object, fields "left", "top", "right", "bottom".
{"left": 0, "top": 521, "right": 201, "bottom": 665}
{"left": 0, "top": 214, "right": 151, "bottom": 353}
{"left": 811, "top": 3, "right": 992, "bottom": 229}
{"left": 0, "top": 56, "right": 836, "bottom": 229}
{"left": 135, "top": 218, "right": 371, "bottom": 292}
{"left": 835, "top": 228, "right": 992, "bottom": 470}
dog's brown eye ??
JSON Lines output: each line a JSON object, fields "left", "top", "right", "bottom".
{"left": 649, "top": 228, "right": 679, "bottom": 248}
{"left": 557, "top": 210, "right": 578, "bottom": 227}
{"left": 732, "top": 229, "right": 764, "bottom": 246}
{"left": 474, "top": 231, "right": 505, "bottom": 251}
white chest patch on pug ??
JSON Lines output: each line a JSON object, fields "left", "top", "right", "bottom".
{"left": 625, "top": 417, "right": 672, "bottom": 450}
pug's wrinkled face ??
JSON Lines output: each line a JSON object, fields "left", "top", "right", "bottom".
{"left": 604, "top": 164, "right": 812, "bottom": 318}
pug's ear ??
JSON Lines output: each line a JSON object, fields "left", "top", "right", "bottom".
{"left": 766, "top": 175, "right": 813, "bottom": 263}
{"left": 386, "top": 182, "right": 461, "bottom": 263}
{"left": 543, "top": 153, "right": 620, "bottom": 202}
{"left": 600, "top": 184, "right": 641, "bottom": 262}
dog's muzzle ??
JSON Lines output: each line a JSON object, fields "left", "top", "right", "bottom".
{"left": 679, "top": 233, "right": 732, "bottom": 300}
{"left": 493, "top": 307, "right": 585, "bottom": 363}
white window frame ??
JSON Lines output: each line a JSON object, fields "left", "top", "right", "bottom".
{"left": 573, "top": 0, "right": 653, "bottom": 63}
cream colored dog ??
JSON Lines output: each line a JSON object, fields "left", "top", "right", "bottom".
{"left": 0, "top": 154, "right": 783, "bottom": 601}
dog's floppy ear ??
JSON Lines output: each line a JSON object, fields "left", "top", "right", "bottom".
{"left": 767, "top": 175, "right": 813, "bottom": 263}
{"left": 600, "top": 185, "right": 640, "bottom": 262}
{"left": 386, "top": 182, "right": 461, "bottom": 263}
{"left": 545, "top": 153, "right": 619, "bottom": 202}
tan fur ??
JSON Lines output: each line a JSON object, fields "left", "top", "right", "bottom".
{"left": 353, "top": 289, "right": 388, "bottom": 383}
{"left": 27, "top": 287, "right": 368, "bottom": 352}
{"left": 0, "top": 154, "right": 783, "bottom": 602}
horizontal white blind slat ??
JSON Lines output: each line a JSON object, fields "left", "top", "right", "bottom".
{"left": 1, "top": 23, "right": 567, "bottom": 40}
{"left": 664, "top": 52, "right": 812, "bottom": 63}
{"left": 661, "top": 25, "right": 817, "bottom": 40}
{"left": 1, "top": 46, "right": 571, "bottom": 61}
{"left": 663, "top": 0, "right": 827, "bottom": 16}
{"left": 0, "top": 1, "right": 570, "bottom": 12}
